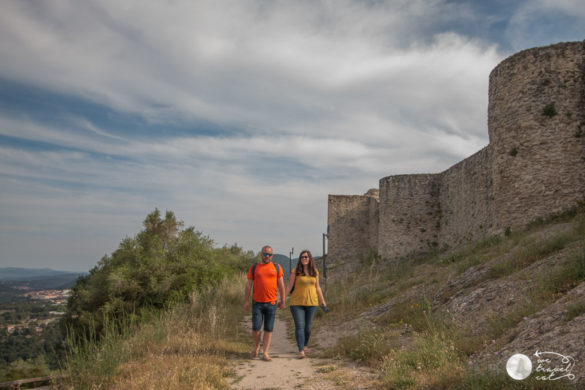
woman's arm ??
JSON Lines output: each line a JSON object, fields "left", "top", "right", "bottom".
{"left": 285, "top": 272, "right": 296, "bottom": 298}
{"left": 277, "top": 274, "right": 286, "bottom": 308}
{"left": 315, "top": 276, "right": 326, "bottom": 306}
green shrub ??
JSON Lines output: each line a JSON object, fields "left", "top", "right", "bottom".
{"left": 330, "top": 327, "right": 402, "bottom": 364}
{"left": 564, "top": 301, "right": 585, "bottom": 322}
{"left": 0, "top": 356, "right": 49, "bottom": 383}
{"left": 535, "top": 244, "right": 585, "bottom": 302}
{"left": 487, "top": 234, "right": 573, "bottom": 280}
{"left": 380, "top": 326, "right": 462, "bottom": 389}
{"left": 62, "top": 209, "right": 254, "bottom": 342}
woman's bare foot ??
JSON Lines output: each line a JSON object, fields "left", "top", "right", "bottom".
{"left": 303, "top": 347, "right": 309, "bottom": 356}
{"left": 298, "top": 350, "right": 306, "bottom": 359}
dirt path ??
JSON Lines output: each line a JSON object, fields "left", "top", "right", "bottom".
{"left": 231, "top": 316, "right": 334, "bottom": 390}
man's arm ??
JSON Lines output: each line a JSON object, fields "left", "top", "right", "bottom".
{"left": 244, "top": 278, "right": 253, "bottom": 310}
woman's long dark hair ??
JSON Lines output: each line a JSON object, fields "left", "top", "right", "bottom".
{"left": 294, "top": 250, "right": 317, "bottom": 277}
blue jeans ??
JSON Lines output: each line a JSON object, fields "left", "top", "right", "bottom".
{"left": 290, "top": 305, "right": 318, "bottom": 352}
{"left": 252, "top": 301, "right": 277, "bottom": 332}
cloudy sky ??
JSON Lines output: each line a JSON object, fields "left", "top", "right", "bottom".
{"left": 1, "top": 0, "right": 584, "bottom": 272}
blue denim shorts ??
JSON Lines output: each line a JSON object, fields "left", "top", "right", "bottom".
{"left": 252, "top": 301, "right": 277, "bottom": 332}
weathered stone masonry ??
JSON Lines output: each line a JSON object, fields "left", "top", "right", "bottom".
{"left": 328, "top": 41, "right": 585, "bottom": 267}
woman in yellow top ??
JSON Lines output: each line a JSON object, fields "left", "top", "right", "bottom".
{"left": 285, "top": 250, "right": 327, "bottom": 359}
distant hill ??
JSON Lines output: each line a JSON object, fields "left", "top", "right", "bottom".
{"left": 245, "top": 253, "right": 324, "bottom": 280}
{"left": 272, "top": 254, "right": 326, "bottom": 277}
{"left": 245, "top": 254, "right": 299, "bottom": 277}
{"left": 272, "top": 254, "right": 298, "bottom": 276}
{"left": 0, "top": 267, "right": 85, "bottom": 290}
{"left": 0, "top": 267, "right": 79, "bottom": 281}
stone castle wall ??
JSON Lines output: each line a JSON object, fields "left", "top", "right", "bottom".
{"left": 378, "top": 174, "right": 440, "bottom": 259}
{"left": 436, "top": 146, "right": 494, "bottom": 250}
{"left": 327, "top": 190, "right": 379, "bottom": 267}
{"left": 328, "top": 40, "right": 585, "bottom": 265}
{"left": 488, "top": 41, "right": 585, "bottom": 231}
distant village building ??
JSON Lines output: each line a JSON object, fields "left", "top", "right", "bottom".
{"left": 24, "top": 289, "right": 71, "bottom": 304}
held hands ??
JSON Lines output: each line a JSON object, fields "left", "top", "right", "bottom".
{"left": 244, "top": 301, "right": 249, "bottom": 311}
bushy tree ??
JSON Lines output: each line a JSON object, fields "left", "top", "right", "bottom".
{"left": 62, "top": 209, "right": 253, "bottom": 339}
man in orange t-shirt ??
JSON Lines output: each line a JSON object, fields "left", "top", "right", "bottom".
{"left": 243, "top": 245, "right": 285, "bottom": 361}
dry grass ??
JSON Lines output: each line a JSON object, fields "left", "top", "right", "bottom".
{"left": 314, "top": 361, "right": 382, "bottom": 389}
{"left": 61, "top": 273, "right": 249, "bottom": 389}
{"left": 111, "top": 354, "right": 229, "bottom": 390}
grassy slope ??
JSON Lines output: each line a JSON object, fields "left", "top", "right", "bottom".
{"left": 314, "top": 207, "right": 585, "bottom": 389}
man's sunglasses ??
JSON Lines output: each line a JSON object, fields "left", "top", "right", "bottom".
{"left": 262, "top": 252, "right": 273, "bottom": 257}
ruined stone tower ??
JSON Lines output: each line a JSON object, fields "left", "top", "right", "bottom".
{"left": 328, "top": 40, "right": 585, "bottom": 268}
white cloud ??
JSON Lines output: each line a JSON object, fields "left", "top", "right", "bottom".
{"left": 536, "top": 0, "right": 585, "bottom": 17}
{"left": 11, "top": 0, "right": 579, "bottom": 270}
{"left": 0, "top": 1, "right": 500, "bottom": 141}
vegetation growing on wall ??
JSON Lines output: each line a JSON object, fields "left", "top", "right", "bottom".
{"left": 542, "top": 103, "right": 557, "bottom": 117}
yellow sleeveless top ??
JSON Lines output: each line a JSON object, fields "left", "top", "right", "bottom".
{"left": 290, "top": 270, "right": 319, "bottom": 306}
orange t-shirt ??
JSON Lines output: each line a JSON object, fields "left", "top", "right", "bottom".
{"left": 247, "top": 262, "right": 283, "bottom": 303}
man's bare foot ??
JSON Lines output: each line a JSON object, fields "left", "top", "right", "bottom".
{"left": 250, "top": 346, "right": 260, "bottom": 358}
{"left": 298, "top": 351, "right": 306, "bottom": 359}
{"left": 262, "top": 354, "right": 272, "bottom": 361}
{"left": 303, "top": 347, "right": 309, "bottom": 356}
